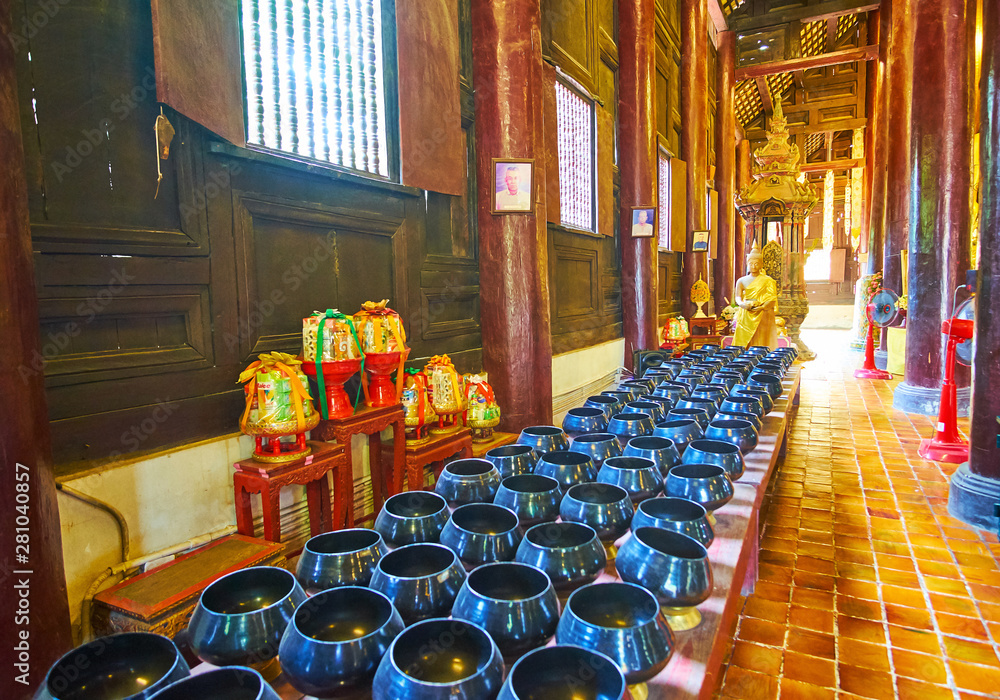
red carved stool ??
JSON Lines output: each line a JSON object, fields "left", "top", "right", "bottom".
{"left": 233, "top": 441, "right": 349, "bottom": 543}
{"left": 383, "top": 428, "right": 475, "bottom": 491}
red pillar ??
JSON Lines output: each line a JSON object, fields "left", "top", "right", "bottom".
{"left": 893, "top": 0, "right": 972, "bottom": 415}
{"left": 617, "top": 0, "right": 658, "bottom": 363}
{"left": 864, "top": 8, "right": 886, "bottom": 275}
{"left": 0, "top": 0, "right": 74, "bottom": 694}
{"left": 949, "top": 0, "right": 1000, "bottom": 528}
{"left": 471, "top": 0, "right": 553, "bottom": 428}
{"left": 714, "top": 31, "right": 737, "bottom": 308}
{"left": 735, "top": 138, "right": 751, "bottom": 280}
{"left": 680, "top": 0, "right": 708, "bottom": 317}
{"left": 882, "top": 0, "right": 912, "bottom": 302}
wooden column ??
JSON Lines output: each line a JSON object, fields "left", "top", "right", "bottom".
{"left": 0, "top": 0, "right": 73, "bottom": 693}
{"left": 714, "top": 30, "right": 737, "bottom": 308}
{"left": 617, "top": 0, "right": 658, "bottom": 362}
{"left": 471, "top": 0, "right": 553, "bottom": 428}
{"left": 893, "top": 0, "right": 972, "bottom": 415}
{"left": 680, "top": 0, "right": 709, "bottom": 317}
{"left": 950, "top": 0, "right": 1000, "bottom": 528}
{"left": 864, "top": 7, "right": 887, "bottom": 275}
{"left": 735, "top": 138, "right": 751, "bottom": 279}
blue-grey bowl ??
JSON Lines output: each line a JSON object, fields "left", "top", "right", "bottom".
{"left": 664, "top": 464, "right": 734, "bottom": 512}
{"left": 653, "top": 419, "right": 704, "bottom": 453}
{"left": 372, "top": 618, "right": 503, "bottom": 700}
{"left": 624, "top": 400, "right": 665, "bottom": 424}
{"left": 720, "top": 395, "right": 764, "bottom": 420}
{"left": 639, "top": 393, "right": 674, "bottom": 413}
{"left": 748, "top": 372, "right": 783, "bottom": 400}
{"left": 452, "top": 562, "right": 560, "bottom": 659}
{"left": 657, "top": 380, "right": 691, "bottom": 399}
{"left": 484, "top": 444, "right": 536, "bottom": 479}
{"left": 375, "top": 491, "right": 449, "bottom": 546}
{"left": 683, "top": 439, "right": 746, "bottom": 480}
{"left": 584, "top": 394, "right": 624, "bottom": 421}
{"left": 710, "top": 373, "right": 741, "bottom": 391}
{"left": 535, "top": 450, "right": 599, "bottom": 491}
{"left": 621, "top": 379, "right": 656, "bottom": 395}
{"left": 705, "top": 418, "right": 759, "bottom": 455}
{"left": 559, "top": 482, "right": 634, "bottom": 543}
{"left": 278, "top": 586, "right": 403, "bottom": 698}
{"left": 716, "top": 409, "right": 763, "bottom": 432}
{"left": 623, "top": 436, "right": 681, "bottom": 477}
{"left": 562, "top": 407, "right": 610, "bottom": 436}
{"left": 369, "top": 544, "right": 467, "bottom": 625}
{"left": 497, "top": 645, "right": 627, "bottom": 700}
{"left": 38, "top": 633, "right": 190, "bottom": 700}
{"left": 518, "top": 426, "right": 570, "bottom": 459}
{"left": 440, "top": 503, "right": 523, "bottom": 568}
{"left": 515, "top": 522, "right": 607, "bottom": 593}
{"left": 755, "top": 361, "right": 785, "bottom": 376}
{"left": 615, "top": 528, "right": 713, "bottom": 631}
{"left": 693, "top": 385, "right": 728, "bottom": 405}
{"left": 676, "top": 396, "right": 718, "bottom": 419}
{"left": 296, "top": 528, "right": 388, "bottom": 593}
{"left": 555, "top": 582, "right": 674, "bottom": 685}
{"left": 568, "top": 432, "right": 623, "bottom": 468}
{"left": 632, "top": 497, "right": 714, "bottom": 546}
{"left": 597, "top": 456, "right": 662, "bottom": 503}
{"left": 667, "top": 407, "right": 710, "bottom": 429}
{"left": 733, "top": 387, "right": 774, "bottom": 413}
{"left": 723, "top": 365, "right": 751, "bottom": 382}
{"left": 602, "top": 389, "right": 638, "bottom": 404}
{"left": 679, "top": 367, "right": 711, "bottom": 384}
{"left": 147, "top": 667, "right": 277, "bottom": 700}
{"left": 607, "top": 412, "right": 655, "bottom": 439}
{"left": 645, "top": 364, "right": 679, "bottom": 380}
{"left": 494, "top": 474, "right": 563, "bottom": 527}
{"left": 434, "top": 458, "right": 502, "bottom": 507}
{"left": 188, "top": 566, "right": 305, "bottom": 668}
{"left": 673, "top": 374, "right": 702, "bottom": 392}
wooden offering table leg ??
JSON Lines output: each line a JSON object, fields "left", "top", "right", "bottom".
{"left": 234, "top": 478, "right": 254, "bottom": 537}
{"left": 392, "top": 417, "right": 406, "bottom": 496}
{"left": 263, "top": 485, "right": 282, "bottom": 542}
{"left": 305, "top": 479, "right": 323, "bottom": 536}
{"left": 368, "top": 432, "right": 386, "bottom": 515}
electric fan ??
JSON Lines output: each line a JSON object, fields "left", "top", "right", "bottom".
{"left": 918, "top": 281, "right": 976, "bottom": 463}
{"left": 854, "top": 288, "right": 899, "bottom": 380}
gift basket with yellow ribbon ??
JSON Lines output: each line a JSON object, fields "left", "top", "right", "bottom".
{"left": 353, "top": 299, "right": 409, "bottom": 407}
{"left": 401, "top": 368, "right": 438, "bottom": 442}
{"left": 462, "top": 373, "right": 501, "bottom": 442}
{"left": 424, "top": 354, "right": 466, "bottom": 434}
{"left": 300, "top": 310, "right": 367, "bottom": 420}
{"left": 238, "top": 352, "right": 320, "bottom": 462}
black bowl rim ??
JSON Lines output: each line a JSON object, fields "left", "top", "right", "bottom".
{"left": 564, "top": 582, "right": 660, "bottom": 629}
{"left": 499, "top": 473, "right": 562, "bottom": 493}
{"left": 390, "top": 617, "right": 498, "bottom": 684}
{"left": 521, "top": 425, "right": 567, "bottom": 437}
{"left": 44, "top": 632, "right": 185, "bottom": 696}
{"left": 464, "top": 561, "right": 553, "bottom": 602}
{"left": 449, "top": 502, "right": 521, "bottom": 534}
{"left": 668, "top": 463, "right": 728, "bottom": 479}
{"left": 625, "top": 436, "right": 677, "bottom": 451}
{"left": 633, "top": 526, "right": 708, "bottom": 560}
{"left": 383, "top": 490, "right": 448, "bottom": 518}
{"left": 571, "top": 432, "right": 620, "bottom": 445}
{"left": 199, "top": 566, "right": 298, "bottom": 615}
{"left": 444, "top": 458, "right": 500, "bottom": 477}
{"left": 304, "top": 528, "right": 383, "bottom": 556}
{"left": 290, "top": 585, "right": 397, "bottom": 644}
{"left": 539, "top": 449, "right": 593, "bottom": 466}
{"left": 504, "top": 644, "right": 626, "bottom": 698}
{"left": 486, "top": 444, "right": 535, "bottom": 458}
{"left": 603, "top": 456, "right": 658, "bottom": 471}
{"left": 565, "top": 482, "right": 631, "bottom": 505}
{"left": 567, "top": 406, "right": 606, "bottom": 418}
{"left": 376, "top": 543, "right": 459, "bottom": 579}
{"left": 636, "top": 496, "right": 708, "bottom": 522}
{"left": 686, "top": 439, "right": 741, "bottom": 455}
{"left": 141, "top": 666, "right": 264, "bottom": 698}
{"left": 523, "top": 521, "right": 600, "bottom": 549}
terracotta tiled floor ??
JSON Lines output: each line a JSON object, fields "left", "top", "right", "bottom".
{"left": 717, "top": 330, "right": 1000, "bottom": 700}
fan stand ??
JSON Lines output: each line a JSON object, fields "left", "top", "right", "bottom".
{"left": 918, "top": 317, "right": 973, "bottom": 463}
{"left": 854, "top": 303, "right": 892, "bottom": 380}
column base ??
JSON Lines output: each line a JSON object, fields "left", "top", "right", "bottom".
{"left": 873, "top": 350, "right": 888, "bottom": 371}
{"left": 948, "top": 462, "right": 1000, "bottom": 531}
{"left": 892, "top": 382, "right": 970, "bottom": 417}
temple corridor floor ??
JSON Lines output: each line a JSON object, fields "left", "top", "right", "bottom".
{"left": 716, "top": 330, "right": 1000, "bottom": 700}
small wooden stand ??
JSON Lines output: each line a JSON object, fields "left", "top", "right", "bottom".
{"left": 233, "top": 441, "right": 349, "bottom": 542}
{"left": 312, "top": 403, "right": 406, "bottom": 525}
{"left": 385, "top": 428, "right": 474, "bottom": 490}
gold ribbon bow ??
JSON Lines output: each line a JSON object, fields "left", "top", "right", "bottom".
{"left": 238, "top": 352, "right": 312, "bottom": 433}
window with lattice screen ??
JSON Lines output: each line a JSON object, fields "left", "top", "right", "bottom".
{"left": 658, "top": 151, "right": 671, "bottom": 248}
{"left": 555, "top": 80, "right": 596, "bottom": 231}
{"left": 240, "top": 0, "right": 391, "bottom": 177}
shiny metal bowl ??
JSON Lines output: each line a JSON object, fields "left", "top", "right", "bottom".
{"left": 653, "top": 418, "right": 704, "bottom": 454}
{"left": 676, "top": 396, "right": 718, "bottom": 419}
{"left": 369, "top": 543, "right": 467, "bottom": 625}
{"left": 555, "top": 582, "right": 674, "bottom": 685}
{"left": 434, "top": 458, "right": 502, "bottom": 507}
{"left": 440, "top": 503, "right": 524, "bottom": 568}
{"left": 747, "top": 371, "right": 783, "bottom": 400}
{"left": 559, "top": 482, "right": 634, "bottom": 543}
{"left": 709, "top": 372, "right": 741, "bottom": 392}
{"left": 632, "top": 497, "right": 714, "bottom": 546}
{"left": 147, "top": 667, "right": 277, "bottom": 700}
{"left": 497, "top": 645, "right": 627, "bottom": 700}
{"left": 720, "top": 395, "right": 765, "bottom": 420}
{"left": 372, "top": 618, "right": 504, "bottom": 700}
{"left": 667, "top": 407, "right": 710, "bottom": 429}
{"left": 606, "top": 412, "right": 655, "bottom": 439}
{"left": 278, "top": 586, "right": 403, "bottom": 697}
{"left": 515, "top": 522, "right": 607, "bottom": 593}
{"left": 755, "top": 361, "right": 785, "bottom": 377}
{"left": 584, "top": 394, "right": 624, "bottom": 421}
{"left": 597, "top": 456, "right": 663, "bottom": 503}
{"left": 646, "top": 364, "right": 679, "bottom": 380}
{"left": 624, "top": 400, "right": 666, "bottom": 424}
{"left": 38, "top": 633, "right": 189, "bottom": 700}
{"left": 188, "top": 566, "right": 305, "bottom": 668}
{"left": 620, "top": 378, "right": 656, "bottom": 395}
{"left": 518, "top": 426, "right": 571, "bottom": 459}
{"left": 562, "top": 407, "right": 610, "bottom": 436}
{"left": 663, "top": 464, "right": 734, "bottom": 512}
{"left": 733, "top": 387, "right": 774, "bottom": 413}
{"left": 601, "top": 388, "right": 639, "bottom": 404}
{"left": 705, "top": 418, "right": 759, "bottom": 455}
{"left": 655, "top": 381, "right": 690, "bottom": 401}
{"left": 683, "top": 439, "right": 746, "bottom": 480}
{"left": 693, "top": 385, "right": 728, "bottom": 405}
{"left": 374, "top": 491, "right": 449, "bottom": 546}
{"left": 484, "top": 444, "right": 536, "bottom": 479}
{"left": 493, "top": 474, "right": 563, "bottom": 527}
{"left": 568, "top": 433, "right": 623, "bottom": 468}
{"left": 623, "top": 435, "right": 681, "bottom": 477}
{"left": 535, "top": 450, "right": 599, "bottom": 492}
{"left": 615, "top": 528, "right": 713, "bottom": 631}
{"left": 296, "top": 528, "right": 387, "bottom": 593}
{"left": 452, "top": 562, "right": 560, "bottom": 659}
{"left": 715, "top": 409, "right": 763, "bottom": 432}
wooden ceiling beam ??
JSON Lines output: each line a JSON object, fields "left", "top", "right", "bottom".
{"left": 735, "top": 45, "right": 878, "bottom": 80}
{"left": 731, "top": 0, "right": 880, "bottom": 33}
{"left": 755, "top": 75, "right": 774, "bottom": 115}
{"left": 708, "top": 0, "right": 728, "bottom": 33}
{"left": 744, "top": 116, "right": 867, "bottom": 140}
{"left": 826, "top": 17, "right": 839, "bottom": 51}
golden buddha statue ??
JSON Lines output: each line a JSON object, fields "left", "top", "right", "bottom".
{"left": 733, "top": 240, "right": 778, "bottom": 348}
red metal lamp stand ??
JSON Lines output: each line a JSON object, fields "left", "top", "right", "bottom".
{"left": 854, "top": 303, "right": 892, "bottom": 380}
{"left": 918, "top": 317, "right": 973, "bottom": 463}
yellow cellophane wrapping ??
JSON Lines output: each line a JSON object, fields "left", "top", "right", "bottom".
{"left": 402, "top": 373, "right": 437, "bottom": 429}
{"left": 302, "top": 314, "right": 363, "bottom": 362}
{"left": 424, "top": 355, "right": 465, "bottom": 414}
{"left": 353, "top": 299, "right": 408, "bottom": 354}
{"left": 239, "top": 352, "right": 320, "bottom": 436}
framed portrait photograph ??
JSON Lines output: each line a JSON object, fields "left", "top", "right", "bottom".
{"left": 631, "top": 207, "right": 656, "bottom": 238}
{"left": 491, "top": 159, "right": 535, "bottom": 214}
{"left": 692, "top": 229, "right": 710, "bottom": 252}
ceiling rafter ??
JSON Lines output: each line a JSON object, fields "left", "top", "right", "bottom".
{"left": 730, "top": 0, "right": 879, "bottom": 33}
{"left": 735, "top": 44, "right": 878, "bottom": 80}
